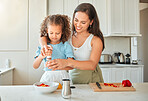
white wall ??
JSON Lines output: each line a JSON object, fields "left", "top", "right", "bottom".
{"left": 102, "top": 37, "right": 130, "bottom": 55}
{"left": 0, "top": 0, "right": 47, "bottom": 85}
{"left": 28, "top": 0, "right": 47, "bottom": 84}
{"left": 138, "top": 8, "right": 148, "bottom": 82}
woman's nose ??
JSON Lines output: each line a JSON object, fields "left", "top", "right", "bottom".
{"left": 77, "top": 22, "right": 81, "bottom": 27}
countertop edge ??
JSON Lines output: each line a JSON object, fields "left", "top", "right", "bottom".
{"left": 99, "top": 64, "right": 144, "bottom": 67}
{"left": 0, "top": 67, "right": 15, "bottom": 74}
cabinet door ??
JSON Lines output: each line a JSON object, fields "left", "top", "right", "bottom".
{"left": 63, "top": 0, "right": 79, "bottom": 20}
{"left": 93, "top": 0, "right": 107, "bottom": 36}
{"left": 111, "top": 68, "right": 127, "bottom": 83}
{"left": 63, "top": 0, "right": 107, "bottom": 36}
{"left": 100, "top": 68, "right": 112, "bottom": 83}
{"left": 124, "top": 0, "right": 139, "bottom": 35}
{"left": 108, "top": 0, "right": 124, "bottom": 35}
{"left": 47, "top": 0, "right": 64, "bottom": 15}
{"left": 0, "top": 71, "right": 13, "bottom": 85}
{"left": 126, "top": 67, "right": 143, "bottom": 83}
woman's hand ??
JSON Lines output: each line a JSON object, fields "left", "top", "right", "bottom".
{"left": 40, "top": 45, "right": 53, "bottom": 59}
{"left": 41, "top": 45, "right": 53, "bottom": 56}
{"left": 46, "top": 59, "right": 68, "bottom": 71}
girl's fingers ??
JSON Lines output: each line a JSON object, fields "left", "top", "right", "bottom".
{"left": 41, "top": 47, "right": 46, "bottom": 56}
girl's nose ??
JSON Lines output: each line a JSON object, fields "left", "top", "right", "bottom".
{"left": 53, "top": 33, "right": 57, "bottom": 37}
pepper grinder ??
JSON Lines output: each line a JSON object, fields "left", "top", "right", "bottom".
{"left": 62, "top": 78, "right": 71, "bottom": 99}
{"left": 125, "top": 54, "right": 131, "bottom": 64}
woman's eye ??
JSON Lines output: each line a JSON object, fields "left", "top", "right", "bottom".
{"left": 49, "top": 33, "right": 53, "bottom": 34}
{"left": 82, "top": 22, "right": 86, "bottom": 24}
{"left": 56, "top": 33, "right": 60, "bottom": 35}
{"left": 74, "top": 19, "right": 78, "bottom": 22}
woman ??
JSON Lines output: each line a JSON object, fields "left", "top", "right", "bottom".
{"left": 40, "top": 3, "right": 105, "bottom": 84}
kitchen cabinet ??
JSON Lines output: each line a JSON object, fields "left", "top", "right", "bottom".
{"left": 100, "top": 65, "right": 143, "bottom": 83}
{"left": 100, "top": 67, "right": 112, "bottom": 83}
{"left": 0, "top": 68, "right": 14, "bottom": 85}
{"left": 107, "top": 0, "right": 140, "bottom": 36}
{"left": 47, "top": 0, "right": 108, "bottom": 36}
{"left": 47, "top": 0, "right": 140, "bottom": 37}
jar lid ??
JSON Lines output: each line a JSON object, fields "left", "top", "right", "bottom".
{"left": 62, "top": 78, "right": 70, "bottom": 81}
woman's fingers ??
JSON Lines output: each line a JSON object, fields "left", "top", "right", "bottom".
{"left": 46, "top": 60, "right": 57, "bottom": 68}
{"left": 47, "top": 45, "right": 53, "bottom": 50}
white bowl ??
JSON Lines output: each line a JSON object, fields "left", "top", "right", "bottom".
{"left": 33, "top": 82, "right": 59, "bottom": 93}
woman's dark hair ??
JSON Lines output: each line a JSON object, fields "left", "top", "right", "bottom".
{"left": 40, "top": 14, "right": 71, "bottom": 43}
{"left": 72, "top": 3, "right": 105, "bottom": 50}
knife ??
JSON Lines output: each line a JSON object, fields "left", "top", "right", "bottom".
{"left": 96, "top": 82, "right": 102, "bottom": 89}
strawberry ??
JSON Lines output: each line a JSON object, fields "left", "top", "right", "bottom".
{"left": 126, "top": 80, "right": 132, "bottom": 87}
{"left": 122, "top": 79, "right": 132, "bottom": 87}
{"left": 122, "top": 80, "right": 127, "bottom": 87}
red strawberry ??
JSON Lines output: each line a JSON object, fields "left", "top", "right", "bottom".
{"left": 122, "top": 80, "right": 127, "bottom": 87}
{"left": 126, "top": 80, "right": 132, "bottom": 87}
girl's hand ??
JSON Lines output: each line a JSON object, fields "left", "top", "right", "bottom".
{"left": 41, "top": 45, "right": 49, "bottom": 56}
{"left": 46, "top": 59, "right": 68, "bottom": 71}
{"left": 46, "top": 45, "right": 53, "bottom": 56}
{"left": 40, "top": 52, "right": 47, "bottom": 59}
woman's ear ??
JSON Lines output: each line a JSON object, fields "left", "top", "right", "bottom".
{"left": 90, "top": 19, "right": 94, "bottom": 26}
{"left": 46, "top": 28, "right": 48, "bottom": 33}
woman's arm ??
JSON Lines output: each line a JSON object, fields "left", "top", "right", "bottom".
{"left": 39, "top": 37, "right": 48, "bottom": 47}
{"left": 39, "top": 37, "right": 49, "bottom": 55}
{"left": 47, "top": 36, "right": 103, "bottom": 71}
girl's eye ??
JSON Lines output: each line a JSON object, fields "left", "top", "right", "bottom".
{"left": 56, "top": 33, "right": 60, "bottom": 35}
{"left": 49, "top": 33, "right": 53, "bottom": 34}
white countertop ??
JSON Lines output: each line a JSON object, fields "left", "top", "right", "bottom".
{"left": 99, "top": 64, "right": 144, "bottom": 68}
{"left": 0, "top": 67, "right": 15, "bottom": 75}
{"left": 0, "top": 83, "right": 148, "bottom": 101}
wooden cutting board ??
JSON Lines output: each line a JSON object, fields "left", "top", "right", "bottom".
{"left": 89, "top": 83, "right": 136, "bottom": 92}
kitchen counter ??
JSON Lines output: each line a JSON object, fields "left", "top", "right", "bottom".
{"left": 0, "top": 83, "right": 148, "bottom": 101}
{"left": 0, "top": 67, "right": 15, "bottom": 74}
{"left": 99, "top": 64, "right": 144, "bottom": 68}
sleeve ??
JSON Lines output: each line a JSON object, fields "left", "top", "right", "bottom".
{"left": 34, "top": 46, "right": 41, "bottom": 59}
{"left": 64, "top": 41, "right": 75, "bottom": 59}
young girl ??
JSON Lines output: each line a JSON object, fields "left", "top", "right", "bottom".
{"left": 33, "top": 14, "right": 74, "bottom": 84}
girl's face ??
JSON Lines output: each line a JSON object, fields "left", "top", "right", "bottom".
{"left": 74, "top": 11, "right": 92, "bottom": 34}
{"left": 47, "top": 24, "right": 62, "bottom": 44}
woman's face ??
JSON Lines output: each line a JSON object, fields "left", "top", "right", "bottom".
{"left": 47, "top": 24, "right": 62, "bottom": 44}
{"left": 73, "top": 11, "right": 91, "bottom": 34}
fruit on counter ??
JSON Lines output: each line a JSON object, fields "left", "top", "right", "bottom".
{"left": 57, "top": 83, "right": 62, "bottom": 89}
{"left": 37, "top": 83, "right": 50, "bottom": 87}
{"left": 122, "top": 79, "right": 132, "bottom": 87}
{"left": 104, "top": 83, "right": 117, "bottom": 87}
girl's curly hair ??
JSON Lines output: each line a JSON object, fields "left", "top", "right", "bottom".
{"left": 40, "top": 14, "right": 71, "bottom": 43}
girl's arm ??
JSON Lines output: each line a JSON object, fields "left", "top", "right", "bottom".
{"left": 33, "top": 55, "right": 44, "bottom": 69}
{"left": 47, "top": 36, "right": 103, "bottom": 71}
{"left": 33, "top": 46, "right": 51, "bottom": 69}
